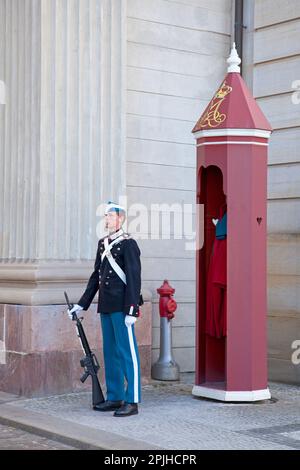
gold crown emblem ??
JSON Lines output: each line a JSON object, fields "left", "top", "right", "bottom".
{"left": 215, "top": 81, "right": 232, "bottom": 99}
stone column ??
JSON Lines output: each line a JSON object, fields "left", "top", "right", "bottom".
{"left": 0, "top": 0, "right": 127, "bottom": 298}
{"left": 0, "top": 0, "right": 152, "bottom": 396}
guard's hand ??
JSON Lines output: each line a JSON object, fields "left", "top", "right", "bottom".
{"left": 125, "top": 315, "right": 137, "bottom": 327}
{"left": 67, "top": 304, "right": 83, "bottom": 320}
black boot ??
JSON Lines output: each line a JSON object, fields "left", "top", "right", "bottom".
{"left": 93, "top": 400, "right": 123, "bottom": 412}
{"left": 113, "top": 402, "right": 138, "bottom": 417}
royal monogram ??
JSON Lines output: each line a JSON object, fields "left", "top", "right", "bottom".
{"left": 195, "top": 80, "right": 233, "bottom": 129}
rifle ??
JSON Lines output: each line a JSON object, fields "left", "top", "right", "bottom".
{"left": 64, "top": 291, "right": 104, "bottom": 407}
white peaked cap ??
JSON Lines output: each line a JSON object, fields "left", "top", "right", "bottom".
{"left": 104, "top": 201, "right": 126, "bottom": 214}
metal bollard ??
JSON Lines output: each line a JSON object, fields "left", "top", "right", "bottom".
{"left": 151, "top": 280, "right": 180, "bottom": 381}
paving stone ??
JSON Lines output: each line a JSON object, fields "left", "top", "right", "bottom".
{"left": 0, "top": 423, "right": 76, "bottom": 450}
{"left": 4, "top": 375, "right": 300, "bottom": 450}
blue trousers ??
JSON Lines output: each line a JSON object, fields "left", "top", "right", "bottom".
{"left": 100, "top": 312, "right": 141, "bottom": 404}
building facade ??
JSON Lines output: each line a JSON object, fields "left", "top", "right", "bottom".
{"left": 243, "top": 0, "right": 300, "bottom": 383}
{"left": 0, "top": 0, "right": 299, "bottom": 395}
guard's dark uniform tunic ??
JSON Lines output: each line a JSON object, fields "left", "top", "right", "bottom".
{"left": 78, "top": 227, "right": 142, "bottom": 404}
{"left": 78, "top": 230, "right": 141, "bottom": 317}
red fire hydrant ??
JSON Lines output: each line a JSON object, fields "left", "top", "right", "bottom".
{"left": 151, "top": 280, "right": 180, "bottom": 381}
{"left": 157, "top": 280, "right": 177, "bottom": 321}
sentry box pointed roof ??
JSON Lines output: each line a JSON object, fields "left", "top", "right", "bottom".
{"left": 192, "top": 43, "right": 272, "bottom": 135}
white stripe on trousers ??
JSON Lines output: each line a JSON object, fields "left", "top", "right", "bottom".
{"left": 126, "top": 324, "right": 139, "bottom": 403}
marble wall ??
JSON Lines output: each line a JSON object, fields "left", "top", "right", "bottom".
{"left": 0, "top": 0, "right": 151, "bottom": 396}
{"left": 125, "top": 0, "right": 234, "bottom": 371}
{"left": 243, "top": 0, "right": 300, "bottom": 384}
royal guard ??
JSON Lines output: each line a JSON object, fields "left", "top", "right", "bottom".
{"left": 68, "top": 201, "right": 143, "bottom": 417}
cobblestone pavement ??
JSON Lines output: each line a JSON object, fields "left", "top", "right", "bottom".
{"left": 4, "top": 376, "right": 300, "bottom": 450}
{"left": 0, "top": 423, "right": 76, "bottom": 450}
